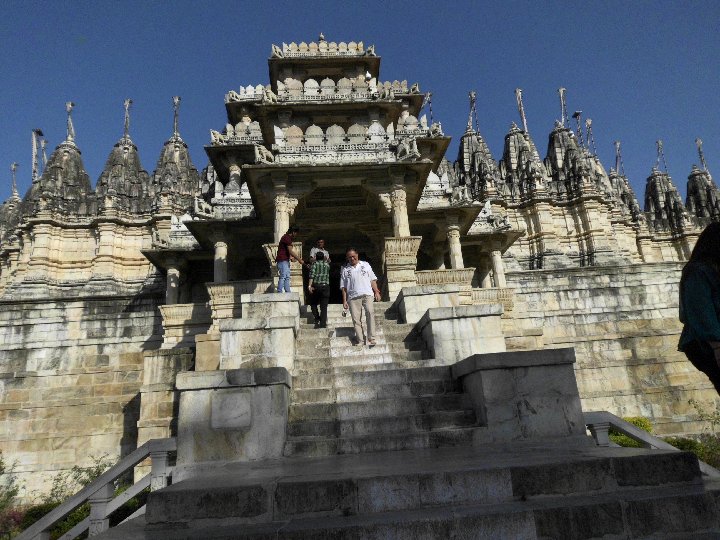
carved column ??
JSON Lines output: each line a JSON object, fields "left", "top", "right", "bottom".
{"left": 166, "top": 260, "right": 181, "bottom": 305}
{"left": 27, "top": 223, "right": 52, "bottom": 280}
{"left": 491, "top": 249, "right": 507, "bottom": 288}
{"left": 214, "top": 241, "right": 228, "bottom": 283}
{"left": 390, "top": 186, "right": 411, "bottom": 237}
{"left": 273, "top": 194, "right": 297, "bottom": 243}
{"left": 446, "top": 216, "right": 464, "bottom": 269}
{"left": 93, "top": 222, "right": 116, "bottom": 279}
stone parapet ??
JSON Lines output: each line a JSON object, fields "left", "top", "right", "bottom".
{"left": 396, "top": 284, "right": 461, "bottom": 325}
{"left": 174, "top": 368, "right": 291, "bottom": 481}
{"left": 206, "top": 280, "right": 274, "bottom": 328}
{"left": 219, "top": 316, "right": 298, "bottom": 370}
{"left": 415, "top": 304, "right": 506, "bottom": 364}
{"left": 158, "top": 303, "right": 211, "bottom": 349}
{"left": 451, "top": 348, "right": 588, "bottom": 444}
{"left": 472, "top": 287, "right": 515, "bottom": 312}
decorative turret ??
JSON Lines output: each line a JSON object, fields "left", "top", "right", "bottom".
{"left": 498, "top": 122, "right": 549, "bottom": 201}
{"left": 608, "top": 141, "right": 643, "bottom": 222}
{"left": 644, "top": 141, "right": 692, "bottom": 232}
{"left": 151, "top": 97, "right": 200, "bottom": 213}
{"left": 95, "top": 99, "right": 152, "bottom": 214}
{"left": 455, "top": 91, "right": 500, "bottom": 201}
{"left": 686, "top": 139, "right": 720, "bottom": 222}
{"left": 21, "top": 103, "right": 92, "bottom": 217}
{"left": 0, "top": 163, "right": 23, "bottom": 242}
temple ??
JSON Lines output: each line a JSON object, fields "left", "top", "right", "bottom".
{"left": 2, "top": 37, "right": 720, "bottom": 515}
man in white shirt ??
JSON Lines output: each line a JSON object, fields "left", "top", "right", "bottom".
{"left": 309, "top": 238, "right": 331, "bottom": 264}
{"left": 340, "top": 248, "right": 382, "bottom": 346}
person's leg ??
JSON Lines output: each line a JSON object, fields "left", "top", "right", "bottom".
{"left": 277, "top": 261, "right": 291, "bottom": 293}
{"left": 310, "top": 289, "right": 320, "bottom": 323}
{"left": 363, "top": 295, "right": 376, "bottom": 344}
{"left": 319, "top": 285, "right": 330, "bottom": 327}
{"left": 348, "top": 296, "right": 365, "bottom": 344}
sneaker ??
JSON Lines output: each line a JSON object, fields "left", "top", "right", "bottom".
{"left": 368, "top": 339, "right": 376, "bottom": 347}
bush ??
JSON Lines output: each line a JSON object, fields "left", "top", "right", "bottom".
{"left": 609, "top": 416, "right": 653, "bottom": 448}
{"left": 0, "top": 452, "right": 21, "bottom": 538}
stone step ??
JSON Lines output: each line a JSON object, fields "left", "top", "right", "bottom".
{"left": 288, "top": 393, "right": 472, "bottom": 422}
{"left": 291, "top": 358, "right": 447, "bottom": 377}
{"left": 293, "top": 350, "right": 427, "bottom": 371}
{"left": 290, "top": 381, "right": 462, "bottom": 403}
{"left": 287, "top": 410, "right": 477, "bottom": 438}
{"left": 284, "top": 426, "right": 479, "bottom": 457}
{"left": 290, "top": 378, "right": 462, "bottom": 404}
{"left": 291, "top": 365, "right": 454, "bottom": 390}
{"left": 142, "top": 446, "right": 709, "bottom": 536}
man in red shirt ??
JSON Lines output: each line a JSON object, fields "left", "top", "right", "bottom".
{"left": 276, "top": 226, "right": 303, "bottom": 293}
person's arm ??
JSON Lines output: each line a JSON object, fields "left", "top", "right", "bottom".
{"left": 308, "top": 264, "right": 316, "bottom": 293}
{"left": 370, "top": 279, "right": 381, "bottom": 301}
{"left": 342, "top": 287, "right": 348, "bottom": 309}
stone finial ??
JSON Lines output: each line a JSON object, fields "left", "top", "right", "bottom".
{"left": 585, "top": 119, "right": 597, "bottom": 155}
{"left": 614, "top": 140, "right": 625, "bottom": 175}
{"left": 696, "top": 137, "right": 710, "bottom": 173}
{"left": 41, "top": 137, "right": 48, "bottom": 166}
{"left": 466, "top": 91, "right": 477, "bottom": 132}
{"left": 65, "top": 101, "right": 76, "bottom": 142}
{"left": 10, "top": 162, "right": 19, "bottom": 200}
{"left": 572, "top": 111, "right": 585, "bottom": 148}
{"left": 123, "top": 99, "right": 133, "bottom": 140}
{"left": 558, "top": 87, "right": 568, "bottom": 128}
{"left": 31, "top": 129, "right": 44, "bottom": 184}
{"left": 319, "top": 32, "right": 325, "bottom": 42}
{"left": 515, "top": 88, "right": 529, "bottom": 134}
{"left": 172, "top": 96, "right": 181, "bottom": 138}
{"left": 656, "top": 140, "right": 668, "bottom": 172}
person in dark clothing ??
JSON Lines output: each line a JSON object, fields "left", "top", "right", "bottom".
{"left": 308, "top": 251, "right": 330, "bottom": 328}
{"left": 679, "top": 222, "right": 720, "bottom": 394}
{"left": 275, "top": 226, "right": 303, "bottom": 293}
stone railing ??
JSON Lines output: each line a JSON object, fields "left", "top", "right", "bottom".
{"left": 416, "top": 268, "right": 476, "bottom": 305}
{"left": 278, "top": 40, "right": 367, "bottom": 57}
{"left": 16, "top": 438, "right": 175, "bottom": 540}
{"left": 471, "top": 287, "right": 515, "bottom": 312}
{"left": 585, "top": 411, "right": 720, "bottom": 479}
{"left": 384, "top": 236, "right": 422, "bottom": 266}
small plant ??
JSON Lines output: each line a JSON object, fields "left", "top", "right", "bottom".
{"left": 0, "top": 452, "right": 22, "bottom": 538}
{"left": 609, "top": 416, "right": 653, "bottom": 448}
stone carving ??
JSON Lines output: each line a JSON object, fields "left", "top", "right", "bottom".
{"left": 394, "top": 135, "right": 420, "bottom": 161}
{"left": 254, "top": 144, "right": 275, "bottom": 163}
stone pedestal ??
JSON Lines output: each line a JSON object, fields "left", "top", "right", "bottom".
{"left": 174, "top": 368, "right": 291, "bottom": 481}
{"left": 219, "top": 316, "right": 298, "bottom": 370}
{"left": 383, "top": 236, "right": 421, "bottom": 301}
{"left": 396, "top": 285, "right": 461, "bottom": 325}
{"left": 415, "top": 304, "right": 506, "bottom": 363}
{"left": 206, "top": 280, "right": 275, "bottom": 331}
{"left": 240, "top": 292, "right": 301, "bottom": 322}
{"left": 451, "top": 348, "right": 588, "bottom": 444}
{"left": 158, "top": 303, "right": 212, "bottom": 349}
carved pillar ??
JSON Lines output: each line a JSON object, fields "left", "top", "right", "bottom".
{"left": 273, "top": 194, "right": 298, "bottom": 243}
{"left": 390, "top": 186, "right": 411, "bottom": 237}
{"left": 383, "top": 236, "right": 422, "bottom": 301}
{"left": 166, "top": 260, "right": 181, "bottom": 305}
{"left": 93, "top": 222, "right": 116, "bottom": 279}
{"left": 491, "top": 250, "right": 507, "bottom": 288}
{"left": 446, "top": 216, "right": 464, "bottom": 269}
{"left": 27, "top": 223, "right": 52, "bottom": 279}
{"left": 214, "top": 241, "right": 228, "bottom": 283}
{"left": 228, "top": 164, "right": 242, "bottom": 192}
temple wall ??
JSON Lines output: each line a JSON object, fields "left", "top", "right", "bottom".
{"left": 506, "top": 262, "right": 719, "bottom": 437}
{"left": 0, "top": 295, "right": 162, "bottom": 499}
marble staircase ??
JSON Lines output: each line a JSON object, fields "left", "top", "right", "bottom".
{"left": 284, "top": 302, "right": 480, "bottom": 457}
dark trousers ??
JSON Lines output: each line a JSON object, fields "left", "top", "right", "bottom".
{"left": 683, "top": 340, "right": 720, "bottom": 395}
{"left": 310, "top": 284, "right": 330, "bottom": 327}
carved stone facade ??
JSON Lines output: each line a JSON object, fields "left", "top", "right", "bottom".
{"left": 0, "top": 37, "right": 718, "bottom": 499}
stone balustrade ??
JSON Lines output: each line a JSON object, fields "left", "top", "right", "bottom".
{"left": 416, "top": 268, "right": 476, "bottom": 304}
{"left": 471, "top": 287, "right": 515, "bottom": 312}
{"left": 278, "top": 39, "right": 367, "bottom": 57}
{"left": 206, "top": 280, "right": 274, "bottom": 327}
{"left": 158, "top": 302, "right": 212, "bottom": 349}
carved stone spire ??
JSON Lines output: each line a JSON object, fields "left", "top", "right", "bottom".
{"left": 697, "top": 138, "right": 710, "bottom": 173}
{"left": 644, "top": 165, "right": 691, "bottom": 233}
{"left": 10, "top": 162, "right": 20, "bottom": 203}
{"left": 151, "top": 96, "right": 200, "bottom": 213}
{"left": 498, "top": 122, "right": 549, "bottom": 201}
{"left": 686, "top": 139, "right": 719, "bottom": 222}
{"left": 466, "top": 91, "right": 477, "bottom": 133}
{"left": 96, "top": 99, "right": 151, "bottom": 214}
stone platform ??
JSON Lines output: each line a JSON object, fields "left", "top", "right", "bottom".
{"left": 99, "top": 443, "right": 720, "bottom": 539}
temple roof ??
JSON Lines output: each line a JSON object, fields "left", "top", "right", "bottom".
{"left": 151, "top": 131, "right": 200, "bottom": 213}
{"left": 96, "top": 134, "right": 152, "bottom": 213}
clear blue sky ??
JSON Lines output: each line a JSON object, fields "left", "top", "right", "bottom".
{"left": 1, "top": 1, "right": 718, "bottom": 204}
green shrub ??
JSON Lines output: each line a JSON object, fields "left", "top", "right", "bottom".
{"left": 609, "top": 416, "right": 653, "bottom": 448}
{"left": 0, "top": 452, "right": 21, "bottom": 538}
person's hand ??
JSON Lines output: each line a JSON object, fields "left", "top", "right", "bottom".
{"left": 373, "top": 290, "right": 381, "bottom": 302}
{"left": 343, "top": 301, "right": 349, "bottom": 310}
{"left": 308, "top": 285, "right": 314, "bottom": 294}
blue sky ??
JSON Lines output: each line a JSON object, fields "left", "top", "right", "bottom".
{"left": 1, "top": 1, "right": 718, "bottom": 203}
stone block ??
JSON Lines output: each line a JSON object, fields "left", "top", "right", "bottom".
{"left": 174, "top": 368, "right": 291, "bottom": 481}
{"left": 240, "top": 292, "right": 301, "bottom": 321}
{"left": 416, "top": 304, "right": 505, "bottom": 364}
{"left": 194, "top": 333, "right": 220, "bottom": 371}
{"left": 396, "top": 284, "right": 461, "bottom": 325}
{"left": 219, "top": 316, "right": 297, "bottom": 371}
{"left": 452, "top": 348, "right": 588, "bottom": 443}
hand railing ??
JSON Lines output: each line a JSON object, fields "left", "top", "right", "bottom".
{"left": 16, "top": 437, "right": 176, "bottom": 540}
{"left": 585, "top": 411, "right": 720, "bottom": 478}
